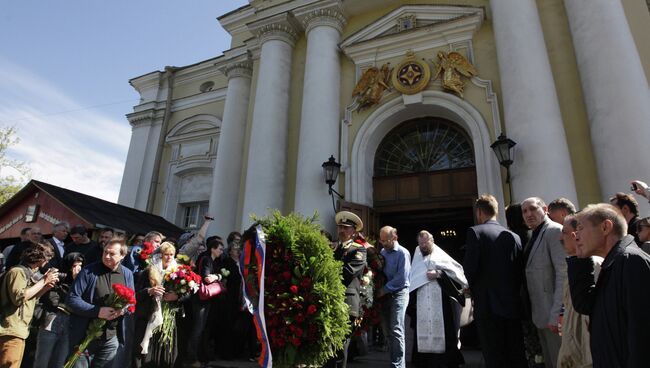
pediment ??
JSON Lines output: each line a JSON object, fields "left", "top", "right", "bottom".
{"left": 341, "top": 5, "right": 484, "bottom": 65}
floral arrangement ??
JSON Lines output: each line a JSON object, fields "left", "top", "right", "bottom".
{"left": 64, "top": 284, "right": 136, "bottom": 368}
{"left": 247, "top": 212, "right": 350, "bottom": 367}
{"left": 157, "top": 264, "right": 202, "bottom": 344}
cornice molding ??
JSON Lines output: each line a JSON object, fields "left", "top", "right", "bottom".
{"left": 171, "top": 88, "right": 228, "bottom": 112}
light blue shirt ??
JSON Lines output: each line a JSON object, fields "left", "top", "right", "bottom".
{"left": 381, "top": 241, "right": 411, "bottom": 293}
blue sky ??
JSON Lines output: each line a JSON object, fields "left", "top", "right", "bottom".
{"left": 0, "top": 0, "right": 248, "bottom": 202}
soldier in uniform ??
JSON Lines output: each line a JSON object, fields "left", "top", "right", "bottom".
{"left": 325, "top": 211, "right": 368, "bottom": 368}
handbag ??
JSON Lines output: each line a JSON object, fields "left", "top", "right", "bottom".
{"left": 459, "top": 296, "right": 474, "bottom": 327}
{"left": 198, "top": 281, "right": 224, "bottom": 300}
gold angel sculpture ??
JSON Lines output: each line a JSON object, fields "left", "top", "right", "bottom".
{"left": 352, "top": 63, "right": 392, "bottom": 110}
{"left": 433, "top": 51, "right": 477, "bottom": 98}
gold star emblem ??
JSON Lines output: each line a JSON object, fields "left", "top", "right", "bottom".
{"left": 400, "top": 64, "right": 422, "bottom": 86}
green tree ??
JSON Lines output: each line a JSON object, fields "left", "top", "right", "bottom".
{"left": 0, "top": 126, "right": 31, "bottom": 204}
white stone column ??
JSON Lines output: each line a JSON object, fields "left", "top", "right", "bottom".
{"left": 294, "top": 8, "right": 345, "bottom": 232}
{"left": 564, "top": 0, "right": 650, "bottom": 212}
{"left": 118, "top": 112, "right": 162, "bottom": 210}
{"left": 208, "top": 61, "right": 253, "bottom": 236}
{"left": 490, "top": 0, "right": 578, "bottom": 204}
{"left": 241, "top": 21, "right": 298, "bottom": 227}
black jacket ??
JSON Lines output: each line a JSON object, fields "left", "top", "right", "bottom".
{"left": 464, "top": 220, "right": 523, "bottom": 319}
{"left": 567, "top": 235, "right": 650, "bottom": 368}
{"left": 333, "top": 240, "right": 367, "bottom": 318}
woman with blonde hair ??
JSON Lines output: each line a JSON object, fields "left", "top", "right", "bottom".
{"left": 133, "top": 241, "right": 183, "bottom": 368}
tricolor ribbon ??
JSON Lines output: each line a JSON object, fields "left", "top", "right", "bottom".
{"left": 241, "top": 225, "right": 272, "bottom": 368}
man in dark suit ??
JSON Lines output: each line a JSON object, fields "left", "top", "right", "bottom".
{"left": 464, "top": 194, "right": 527, "bottom": 368}
{"left": 47, "top": 222, "right": 69, "bottom": 269}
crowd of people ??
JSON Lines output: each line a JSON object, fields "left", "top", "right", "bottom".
{"left": 327, "top": 179, "right": 650, "bottom": 368}
{"left": 0, "top": 217, "right": 257, "bottom": 368}
{"left": 1, "top": 179, "right": 650, "bottom": 368}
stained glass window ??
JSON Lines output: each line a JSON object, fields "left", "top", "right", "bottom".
{"left": 374, "top": 118, "right": 475, "bottom": 177}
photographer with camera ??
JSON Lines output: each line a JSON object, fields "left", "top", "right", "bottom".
{"left": 0, "top": 243, "right": 58, "bottom": 368}
{"left": 32, "top": 252, "right": 84, "bottom": 368}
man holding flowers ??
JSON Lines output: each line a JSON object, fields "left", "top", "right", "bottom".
{"left": 66, "top": 237, "right": 135, "bottom": 368}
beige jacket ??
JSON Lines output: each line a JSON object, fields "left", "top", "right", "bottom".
{"left": 557, "top": 257, "right": 602, "bottom": 368}
{"left": 0, "top": 266, "right": 36, "bottom": 339}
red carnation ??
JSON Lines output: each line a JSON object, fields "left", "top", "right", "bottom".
{"left": 275, "top": 337, "right": 286, "bottom": 348}
{"left": 300, "top": 277, "right": 311, "bottom": 289}
{"left": 139, "top": 241, "right": 154, "bottom": 261}
{"left": 282, "top": 271, "right": 291, "bottom": 281}
{"left": 293, "top": 327, "right": 303, "bottom": 338}
{"left": 307, "top": 304, "right": 317, "bottom": 315}
{"left": 308, "top": 324, "right": 317, "bottom": 337}
{"left": 295, "top": 313, "right": 305, "bottom": 323}
{"left": 289, "top": 285, "right": 299, "bottom": 294}
{"left": 290, "top": 337, "right": 301, "bottom": 347}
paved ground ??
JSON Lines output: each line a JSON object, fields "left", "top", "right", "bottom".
{"left": 206, "top": 348, "right": 486, "bottom": 367}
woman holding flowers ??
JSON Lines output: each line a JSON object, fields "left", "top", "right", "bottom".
{"left": 185, "top": 237, "right": 225, "bottom": 367}
{"left": 133, "top": 242, "right": 189, "bottom": 368}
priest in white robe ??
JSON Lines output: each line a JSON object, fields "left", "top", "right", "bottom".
{"left": 407, "top": 230, "right": 468, "bottom": 368}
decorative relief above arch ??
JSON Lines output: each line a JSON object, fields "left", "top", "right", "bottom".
{"left": 166, "top": 114, "right": 221, "bottom": 168}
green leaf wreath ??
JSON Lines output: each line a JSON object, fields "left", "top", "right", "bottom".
{"left": 249, "top": 211, "right": 350, "bottom": 367}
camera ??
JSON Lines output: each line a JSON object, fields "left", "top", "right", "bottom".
{"left": 57, "top": 272, "right": 68, "bottom": 281}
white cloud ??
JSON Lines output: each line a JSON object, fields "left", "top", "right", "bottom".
{"left": 0, "top": 58, "right": 131, "bottom": 202}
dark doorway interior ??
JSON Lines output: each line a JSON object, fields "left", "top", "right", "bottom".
{"left": 379, "top": 206, "right": 481, "bottom": 348}
{"left": 379, "top": 206, "right": 474, "bottom": 263}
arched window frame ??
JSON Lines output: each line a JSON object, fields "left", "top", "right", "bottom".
{"left": 374, "top": 117, "right": 475, "bottom": 177}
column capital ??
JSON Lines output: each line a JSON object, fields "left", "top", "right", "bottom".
{"left": 257, "top": 23, "right": 299, "bottom": 46}
{"left": 221, "top": 60, "right": 253, "bottom": 80}
{"left": 298, "top": 7, "right": 346, "bottom": 35}
{"left": 248, "top": 13, "right": 301, "bottom": 47}
{"left": 127, "top": 109, "right": 159, "bottom": 128}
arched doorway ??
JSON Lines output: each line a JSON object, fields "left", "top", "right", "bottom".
{"left": 373, "top": 117, "right": 477, "bottom": 259}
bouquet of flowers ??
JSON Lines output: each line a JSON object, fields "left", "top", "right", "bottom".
{"left": 138, "top": 241, "right": 155, "bottom": 264}
{"left": 244, "top": 212, "right": 349, "bottom": 367}
{"left": 216, "top": 267, "right": 230, "bottom": 281}
{"left": 163, "top": 264, "right": 201, "bottom": 296}
{"left": 175, "top": 253, "right": 191, "bottom": 266}
{"left": 156, "top": 264, "right": 202, "bottom": 344}
{"left": 64, "top": 284, "right": 136, "bottom": 368}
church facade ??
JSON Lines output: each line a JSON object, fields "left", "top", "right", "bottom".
{"left": 118, "top": 0, "right": 650, "bottom": 243}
